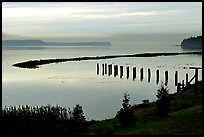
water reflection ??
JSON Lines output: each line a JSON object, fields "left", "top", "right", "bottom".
{"left": 2, "top": 46, "right": 202, "bottom": 120}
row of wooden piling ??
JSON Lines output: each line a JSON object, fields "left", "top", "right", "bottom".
{"left": 97, "top": 63, "right": 202, "bottom": 92}
{"left": 97, "top": 63, "right": 169, "bottom": 85}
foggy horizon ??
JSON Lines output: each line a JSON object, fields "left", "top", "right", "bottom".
{"left": 2, "top": 2, "right": 202, "bottom": 43}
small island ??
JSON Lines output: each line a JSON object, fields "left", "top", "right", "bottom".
{"left": 2, "top": 40, "right": 112, "bottom": 47}
{"left": 181, "top": 36, "right": 202, "bottom": 49}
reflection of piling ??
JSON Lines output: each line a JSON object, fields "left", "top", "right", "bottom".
{"left": 120, "top": 66, "right": 123, "bottom": 78}
{"left": 148, "top": 68, "right": 151, "bottom": 83}
{"left": 105, "top": 63, "right": 107, "bottom": 75}
{"left": 133, "top": 67, "right": 136, "bottom": 80}
{"left": 165, "top": 70, "right": 168, "bottom": 86}
{"left": 97, "top": 63, "right": 99, "bottom": 75}
{"left": 140, "top": 68, "right": 143, "bottom": 81}
{"left": 127, "top": 66, "right": 129, "bottom": 79}
{"left": 175, "top": 71, "right": 178, "bottom": 86}
{"left": 156, "top": 69, "right": 159, "bottom": 84}
{"left": 102, "top": 64, "right": 104, "bottom": 76}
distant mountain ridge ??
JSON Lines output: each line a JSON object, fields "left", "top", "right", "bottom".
{"left": 181, "top": 36, "right": 202, "bottom": 49}
{"left": 2, "top": 40, "right": 112, "bottom": 46}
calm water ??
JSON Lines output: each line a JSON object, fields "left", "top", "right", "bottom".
{"left": 2, "top": 44, "right": 202, "bottom": 120}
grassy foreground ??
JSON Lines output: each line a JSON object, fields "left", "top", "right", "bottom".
{"left": 86, "top": 105, "right": 202, "bottom": 135}
{"left": 2, "top": 81, "right": 202, "bottom": 135}
{"left": 85, "top": 81, "right": 202, "bottom": 135}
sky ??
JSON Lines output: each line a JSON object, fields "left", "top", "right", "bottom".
{"left": 2, "top": 2, "right": 202, "bottom": 41}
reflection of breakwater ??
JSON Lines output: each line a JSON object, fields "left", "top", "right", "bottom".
{"left": 96, "top": 63, "right": 202, "bottom": 90}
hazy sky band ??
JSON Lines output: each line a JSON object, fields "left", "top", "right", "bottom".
{"left": 2, "top": 2, "right": 202, "bottom": 38}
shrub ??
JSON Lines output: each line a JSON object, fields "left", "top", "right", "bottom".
{"left": 2, "top": 104, "right": 87, "bottom": 135}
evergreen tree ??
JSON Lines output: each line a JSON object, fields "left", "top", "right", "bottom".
{"left": 116, "top": 92, "right": 135, "bottom": 127}
{"left": 70, "top": 104, "right": 87, "bottom": 134}
{"left": 156, "top": 82, "right": 170, "bottom": 117}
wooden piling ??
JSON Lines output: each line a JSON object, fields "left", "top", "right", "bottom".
{"left": 108, "top": 64, "right": 112, "bottom": 76}
{"left": 195, "top": 68, "right": 198, "bottom": 83}
{"left": 156, "top": 69, "right": 159, "bottom": 84}
{"left": 105, "top": 63, "right": 107, "bottom": 75}
{"left": 102, "top": 64, "right": 104, "bottom": 76}
{"left": 148, "top": 68, "right": 151, "bottom": 83}
{"left": 189, "top": 67, "right": 202, "bottom": 91}
{"left": 108, "top": 64, "right": 110, "bottom": 76}
{"left": 140, "top": 68, "right": 143, "bottom": 81}
{"left": 114, "top": 65, "right": 118, "bottom": 77}
{"left": 120, "top": 66, "right": 123, "bottom": 78}
{"left": 165, "top": 70, "right": 168, "bottom": 86}
{"left": 115, "top": 65, "right": 118, "bottom": 76}
{"left": 111, "top": 64, "right": 113, "bottom": 75}
{"left": 189, "top": 66, "right": 202, "bottom": 84}
{"left": 97, "top": 63, "right": 99, "bottom": 75}
{"left": 186, "top": 73, "right": 189, "bottom": 86}
{"left": 127, "top": 66, "right": 129, "bottom": 79}
{"left": 175, "top": 71, "right": 178, "bottom": 86}
{"left": 133, "top": 67, "right": 136, "bottom": 80}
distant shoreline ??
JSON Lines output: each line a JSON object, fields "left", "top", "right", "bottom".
{"left": 13, "top": 52, "right": 202, "bottom": 69}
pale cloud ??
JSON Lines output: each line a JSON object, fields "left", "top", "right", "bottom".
{"left": 2, "top": 2, "right": 202, "bottom": 39}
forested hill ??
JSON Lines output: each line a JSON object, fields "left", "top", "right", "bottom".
{"left": 181, "top": 36, "right": 202, "bottom": 49}
{"left": 2, "top": 40, "right": 112, "bottom": 47}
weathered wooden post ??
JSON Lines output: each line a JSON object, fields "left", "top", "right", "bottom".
{"left": 110, "top": 64, "right": 112, "bottom": 75}
{"left": 108, "top": 64, "right": 112, "bottom": 76}
{"left": 189, "top": 66, "right": 202, "bottom": 83}
{"left": 105, "top": 63, "right": 107, "bottom": 75}
{"left": 156, "top": 69, "right": 159, "bottom": 84}
{"left": 96, "top": 63, "right": 99, "bottom": 75}
{"left": 140, "top": 68, "right": 143, "bottom": 81}
{"left": 102, "top": 64, "right": 104, "bottom": 76}
{"left": 182, "top": 80, "right": 185, "bottom": 90}
{"left": 108, "top": 64, "right": 110, "bottom": 76}
{"left": 186, "top": 73, "right": 189, "bottom": 87}
{"left": 116, "top": 65, "right": 118, "bottom": 76}
{"left": 148, "top": 68, "right": 151, "bottom": 83}
{"left": 127, "top": 66, "right": 129, "bottom": 79}
{"left": 165, "top": 70, "right": 168, "bottom": 86}
{"left": 114, "top": 65, "right": 118, "bottom": 77}
{"left": 120, "top": 66, "right": 123, "bottom": 78}
{"left": 195, "top": 68, "right": 198, "bottom": 84}
{"left": 175, "top": 71, "right": 178, "bottom": 86}
{"left": 189, "top": 66, "right": 202, "bottom": 91}
{"left": 113, "top": 65, "right": 115, "bottom": 77}
{"left": 133, "top": 67, "right": 136, "bottom": 80}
